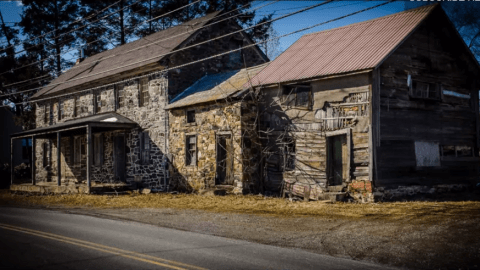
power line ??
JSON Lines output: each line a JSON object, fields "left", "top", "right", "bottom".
{"left": 1, "top": 0, "right": 394, "bottom": 108}
{"left": 0, "top": 0, "right": 276, "bottom": 82}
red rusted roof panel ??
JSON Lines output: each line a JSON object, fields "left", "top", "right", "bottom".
{"left": 247, "top": 4, "right": 437, "bottom": 86}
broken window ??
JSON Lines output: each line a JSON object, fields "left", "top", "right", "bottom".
{"left": 414, "top": 141, "right": 440, "bottom": 167}
{"left": 441, "top": 145, "right": 474, "bottom": 158}
{"left": 139, "top": 78, "right": 150, "bottom": 107}
{"left": 282, "top": 84, "right": 312, "bottom": 108}
{"left": 117, "top": 83, "right": 125, "bottom": 109}
{"left": 139, "top": 131, "right": 150, "bottom": 165}
{"left": 409, "top": 80, "right": 440, "bottom": 100}
{"left": 186, "top": 110, "right": 195, "bottom": 123}
{"left": 93, "top": 134, "right": 104, "bottom": 166}
{"left": 185, "top": 135, "right": 196, "bottom": 166}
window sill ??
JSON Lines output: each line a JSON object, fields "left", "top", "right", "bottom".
{"left": 184, "top": 122, "right": 197, "bottom": 127}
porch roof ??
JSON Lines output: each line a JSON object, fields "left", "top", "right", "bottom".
{"left": 11, "top": 112, "right": 137, "bottom": 139}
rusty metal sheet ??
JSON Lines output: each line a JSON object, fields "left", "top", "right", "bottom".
{"left": 247, "top": 4, "right": 437, "bottom": 87}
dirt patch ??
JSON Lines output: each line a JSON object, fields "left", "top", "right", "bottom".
{"left": 1, "top": 190, "right": 480, "bottom": 269}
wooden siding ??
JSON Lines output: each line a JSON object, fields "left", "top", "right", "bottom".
{"left": 376, "top": 12, "right": 480, "bottom": 188}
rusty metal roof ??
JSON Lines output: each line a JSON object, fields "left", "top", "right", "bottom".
{"left": 165, "top": 63, "right": 268, "bottom": 110}
{"left": 247, "top": 4, "right": 438, "bottom": 87}
{"left": 32, "top": 11, "right": 221, "bottom": 99}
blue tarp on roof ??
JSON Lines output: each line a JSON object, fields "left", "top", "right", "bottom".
{"left": 170, "top": 70, "right": 239, "bottom": 104}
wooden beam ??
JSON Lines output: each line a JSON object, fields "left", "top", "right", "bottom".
{"left": 32, "top": 136, "right": 36, "bottom": 185}
{"left": 57, "top": 132, "right": 61, "bottom": 186}
{"left": 86, "top": 125, "right": 92, "bottom": 193}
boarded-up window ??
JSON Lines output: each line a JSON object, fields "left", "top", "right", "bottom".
{"left": 93, "top": 134, "right": 104, "bottom": 166}
{"left": 139, "top": 131, "right": 150, "bottom": 165}
{"left": 117, "top": 83, "right": 125, "bottom": 108}
{"left": 414, "top": 141, "right": 440, "bottom": 167}
{"left": 74, "top": 137, "right": 82, "bottom": 165}
{"left": 282, "top": 85, "right": 312, "bottom": 108}
{"left": 410, "top": 81, "right": 440, "bottom": 100}
{"left": 186, "top": 110, "right": 195, "bottom": 123}
{"left": 186, "top": 135, "right": 196, "bottom": 166}
{"left": 139, "top": 78, "right": 149, "bottom": 107}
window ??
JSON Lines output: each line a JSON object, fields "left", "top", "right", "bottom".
{"left": 409, "top": 80, "right": 440, "bottom": 100}
{"left": 186, "top": 110, "right": 195, "bottom": 123}
{"left": 139, "top": 131, "right": 150, "bottom": 165}
{"left": 441, "top": 145, "right": 474, "bottom": 158}
{"left": 44, "top": 104, "right": 51, "bottom": 124}
{"left": 139, "top": 78, "right": 150, "bottom": 107}
{"left": 58, "top": 101, "right": 64, "bottom": 120}
{"left": 414, "top": 141, "right": 440, "bottom": 167}
{"left": 74, "top": 137, "right": 82, "bottom": 165}
{"left": 185, "top": 135, "right": 196, "bottom": 166}
{"left": 22, "top": 138, "right": 32, "bottom": 160}
{"left": 75, "top": 98, "right": 81, "bottom": 117}
{"left": 93, "top": 134, "right": 104, "bottom": 166}
{"left": 95, "top": 92, "right": 102, "bottom": 113}
{"left": 117, "top": 83, "right": 125, "bottom": 109}
{"left": 282, "top": 85, "right": 312, "bottom": 108}
{"left": 42, "top": 142, "right": 49, "bottom": 167}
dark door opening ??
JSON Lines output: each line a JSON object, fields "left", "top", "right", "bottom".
{"left": 113, "top": 134, "right": 126, "bottom": 182}
{"left": 327, "top": 134, "right": 348, "bottom": 186}
{"left": 216, "top": 134, "right": 233, "bottom": 185}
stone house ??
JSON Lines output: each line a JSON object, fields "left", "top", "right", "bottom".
{"left": 10, "top": 12, "right": 268, "bottom": 192}
{"left": 165, "top": 64, "right": 267, "bottom": 194}
{"left": 247, "top": 5, "right": 480, "bottom": 202}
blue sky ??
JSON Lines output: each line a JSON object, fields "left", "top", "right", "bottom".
{"left": 0, "top": 1, "right": 463, "bottom": 60}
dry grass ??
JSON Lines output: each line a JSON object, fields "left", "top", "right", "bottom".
{"left": 1, "top": 190, "right": 479, "bottom": 224}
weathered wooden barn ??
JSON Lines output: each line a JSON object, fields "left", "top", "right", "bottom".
{"left": 165, "top": 64, "right": 266, "bottom": 194}
{"left": 247, "top": 4, "right": 480, "bottom": 201}
{"left": 10, "top": 12, "right": 268, "bottom": 193}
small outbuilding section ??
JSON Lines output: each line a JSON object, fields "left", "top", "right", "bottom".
{"left": 165, "top": 64, "right": 267, "bottom": 194}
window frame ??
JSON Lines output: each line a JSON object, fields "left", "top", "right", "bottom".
{"left": 185, "top": 134, "right": 197, "bottom": 166}
{"left": 44, "top": 103, "right": 51, "bottom": 124}
{"left": 139, "top": 78, "right": 150, "bottom": 107}
{"left": 75, "top": 97, "right": 81, "bottom": 117}
{"left": 281, "top": 84, "right": 312, "bottom": 109}
{"left": 139, "top": 131, "right": 150, "bottom": 165}
{"left": 95, "top": 92, "right": 102, "bottom": 114}
{"left": 186, "top": 110, "right": 196, "bottom": 124}
{"left": 116, "top": 83, "right": 125, "bottom": 109}
{"left": 409, "top": 80, "right": 441, "bottom": 100}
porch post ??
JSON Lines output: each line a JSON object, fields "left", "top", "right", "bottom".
{"left": 86, "top": 125, "right": 92, "bottom": 193}
{"left": 10, "top": 138, "right": 14, "bottom": 186}
{"left": 32, "top": 136, "right": 36, "bottom": 185}
{"left": 57, "top": 132, "right": 61, "bottom": 186}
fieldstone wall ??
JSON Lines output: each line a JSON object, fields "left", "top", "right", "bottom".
{"left": 168, "top": 99, "right": 260, "bottom": 194}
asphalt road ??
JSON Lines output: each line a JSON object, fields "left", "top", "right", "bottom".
{"left": 0, "top": 207, "right": 394, "bottom": 270}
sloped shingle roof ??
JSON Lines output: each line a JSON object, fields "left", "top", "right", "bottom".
{"left": 33, "top": 11, "right": 221, "bottom": 99}
{"left": 247, "top": 4, "right": 438, "bottom": 86}
{"left": 165, "top": 63, "right": 268, "bottom": 110}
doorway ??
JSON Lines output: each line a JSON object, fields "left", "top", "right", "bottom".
{"left": 327, "top": 134, "right": 349, "bottom": 187}
{"left": 216, "top": 134, "right": 233, "bottom": 185}
{"left": 113, "top": 134, "right": 126, "bottom": 182}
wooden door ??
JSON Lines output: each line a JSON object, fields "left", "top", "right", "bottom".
{"left": 113, "top": 134, "right": 126, "bottom": 182}
{"left": 327, "top": 134, "right": 348, "bottom": 186}
{"left": 216, "top": 134, "right": 233, "bottom": 185}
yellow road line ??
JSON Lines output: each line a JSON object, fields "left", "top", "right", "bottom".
{"left": 0, "top": 223, "right": 208, "bottom": 270}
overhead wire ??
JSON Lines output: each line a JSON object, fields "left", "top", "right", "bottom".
{"left": 0, "top": 0, "right": 275, "bottom": 81}
{"left": 1, "top": 0, "right": 394, "bottom": 108}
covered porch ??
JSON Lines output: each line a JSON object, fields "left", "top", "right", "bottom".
{"left": 10, "top": 113, "right": 137, "bottom": 193}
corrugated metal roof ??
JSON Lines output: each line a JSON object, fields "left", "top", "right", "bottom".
{"left": 32, "top": 11, "right": 221, "bottom": 99}
{"left": 165, "top": 63, "right": 268, "bottom": 110}
{"left": 247, "top": 4, "right": 437, "bottom": 86}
